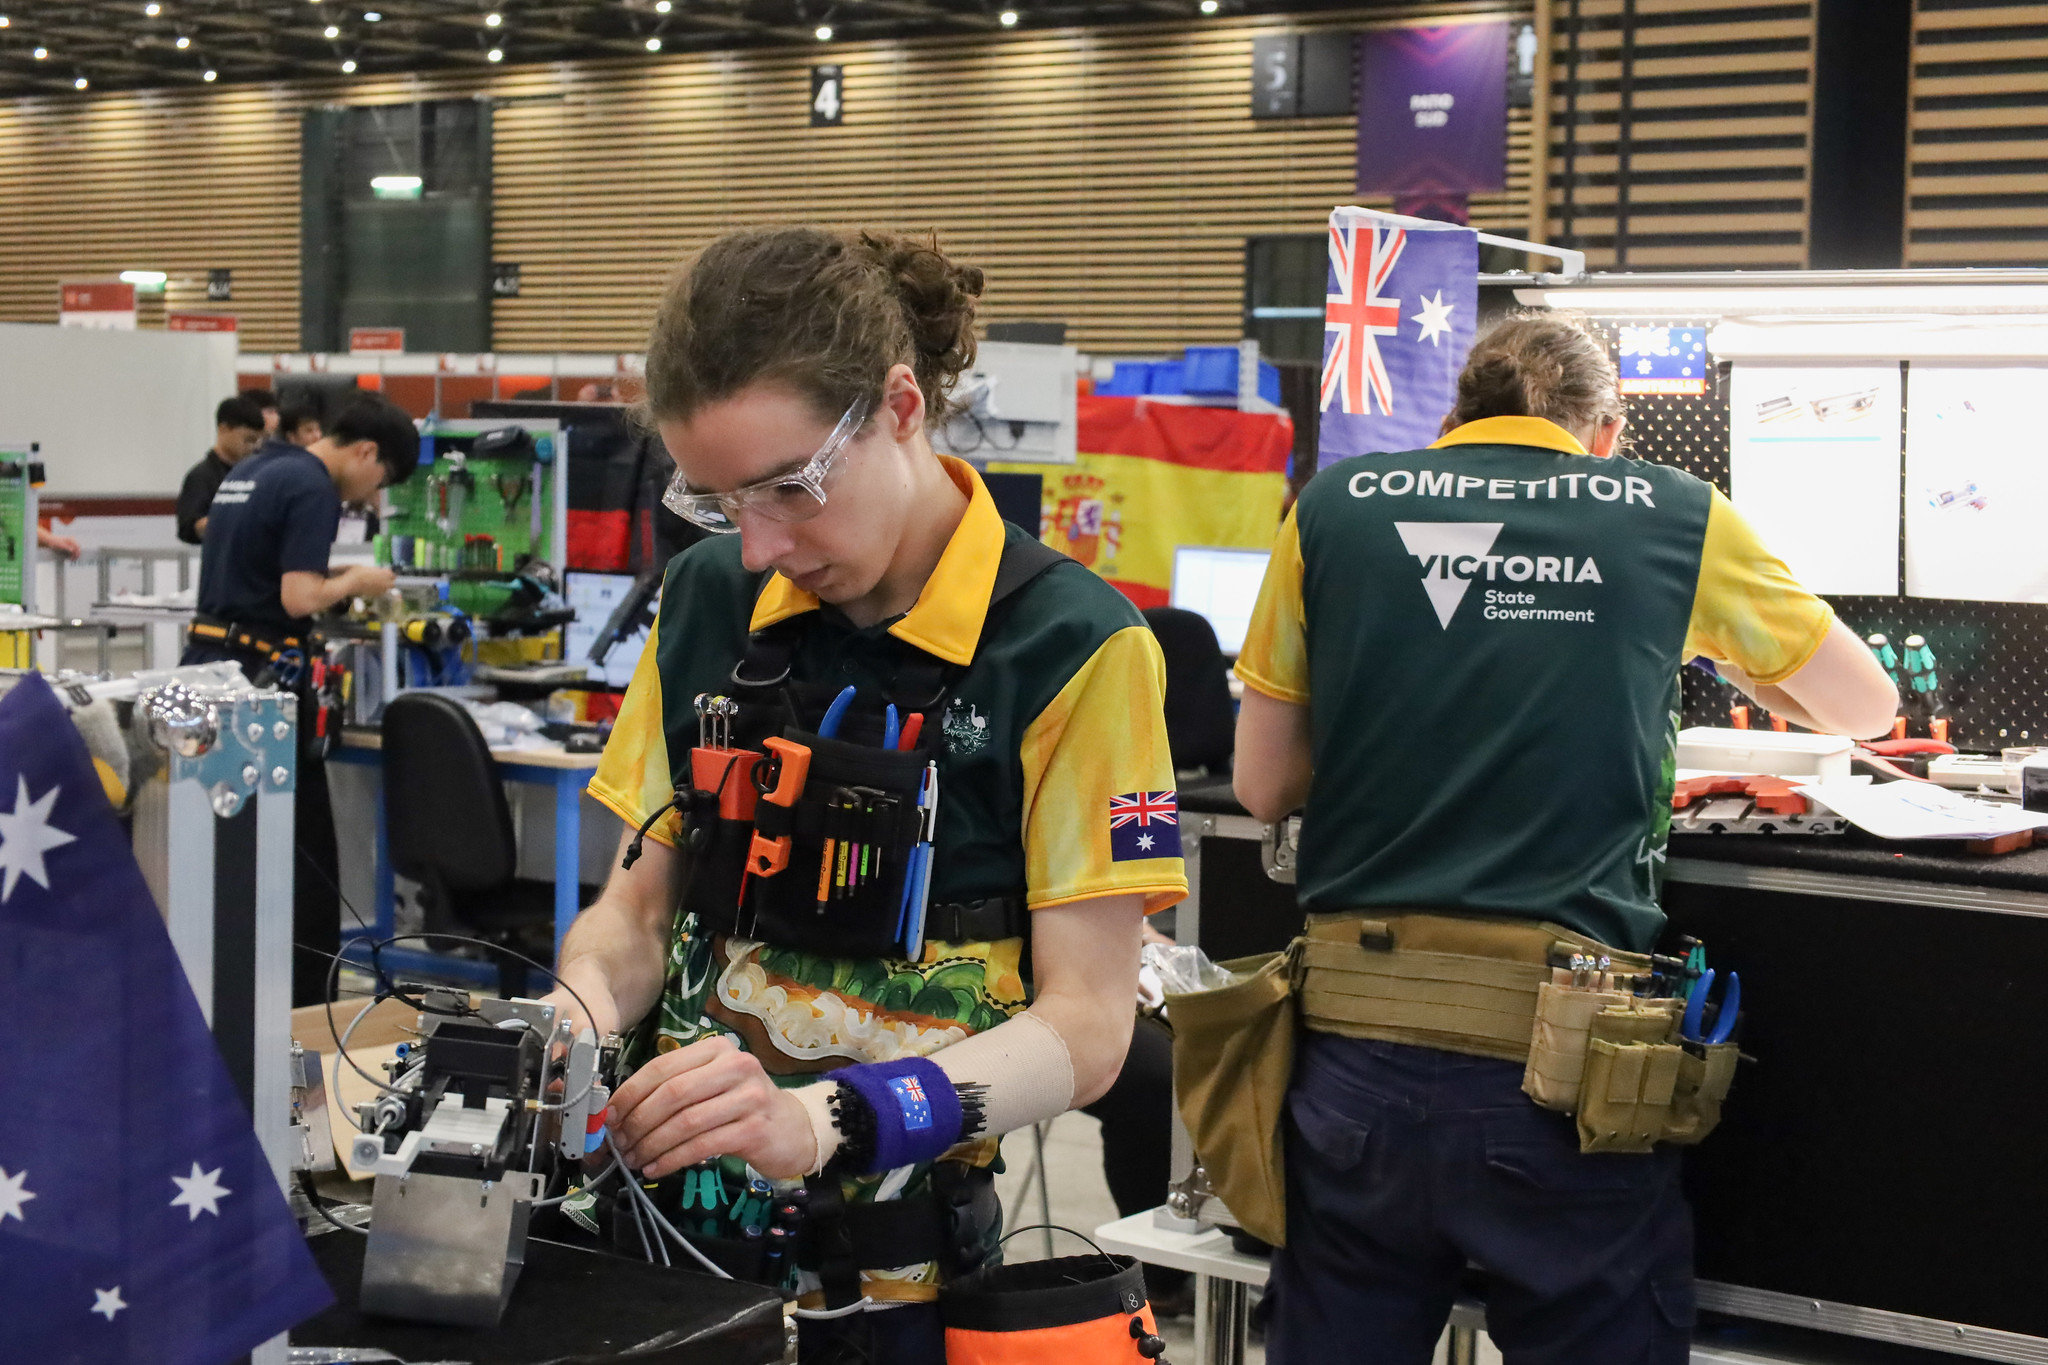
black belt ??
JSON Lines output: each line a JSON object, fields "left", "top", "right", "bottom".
{"left": 922, "top": 896, "right": 1028, "bottom": 944}
{"left": 189, "top": 615, "right": 313, "bottom": 660}
{"left": 801, "top": 1162, "right": 999, "bottom": 1308}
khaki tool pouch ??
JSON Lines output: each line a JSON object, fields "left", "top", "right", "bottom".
{"left": 1165, "top": 944, "right": 1301, "bottom": 1249}
{"left": 1575, "top": 1004, "right": 1687, "bottom": 1155}
{"left": 1297, "top": 912, "right": 1647, "bottom": 1064}
{"left": 1667, "top": 1041, "right": 1740, "bottom": 1146}
{"left": 1524, "top": 983, "right": 1654, "bottom": 1113}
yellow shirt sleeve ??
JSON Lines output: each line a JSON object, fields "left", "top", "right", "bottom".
{"left": 587, "top": 614, "right": 682, "bottom": 846}
{"left": 1233, "top": 507, "right": 1309, "bottom": 704}
{"left": 1684, "top": 489, "right": 1836, "bottom": 686}
{"left": 1018, "top": 624, "right": 1188, "bottom": 915}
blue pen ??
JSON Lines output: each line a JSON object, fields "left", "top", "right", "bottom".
{"left": 819, "top": 685, "right": 856, "bottom": 740}
{"left": 883, "top": 703, "right": 900, "bottom": 752}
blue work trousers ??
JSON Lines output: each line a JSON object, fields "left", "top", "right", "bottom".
{"left": 1267, "top": 1033, "right": 1695, "bottom": 1365}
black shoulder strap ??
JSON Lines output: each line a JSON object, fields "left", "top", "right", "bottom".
{"left": 987, "top": 535, "right": 1071, "bottom": 609}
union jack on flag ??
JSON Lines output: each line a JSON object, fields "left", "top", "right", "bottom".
{"left": 1322, "top": 219, "right": 1408, "bottom": 418}
{"left": 1316, "top": 207, "right": 1479, "bottom": 469}
{"left": 1109, "top": 791, "right": 1182, "bottom": 862}
{"left": 887, "top": 1073, "right": 933, "bottom": 1131}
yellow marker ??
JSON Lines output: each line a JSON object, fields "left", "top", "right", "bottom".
{"left": 817, "top": 839, "right": 835, "bottom": 902}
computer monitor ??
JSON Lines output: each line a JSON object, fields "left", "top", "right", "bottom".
{"left": 981, "top": 471, "right": 1044, "bottom": 536}
{"left": 1169, "top": 546, "right": 1271, "bottom": 656}
{"left": 564, "top": 570, "right": 651, "bottom": 688}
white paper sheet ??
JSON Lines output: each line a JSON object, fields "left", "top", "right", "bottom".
{"left": 1903, "top": 364, "right": 2048, "bottom": 603}
{"left": 1728, "top": 365, "right": 1902, "bottom": 596}
{"left": 1793, "top": 780, "right": 2048, "bottom": 841}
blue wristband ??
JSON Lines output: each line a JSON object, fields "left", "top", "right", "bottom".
{"left": 825, "top": 1056, "right": 963, "bottom": 1174}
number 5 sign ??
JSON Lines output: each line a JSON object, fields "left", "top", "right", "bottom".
{"left": 811, "top": 64, "right": 845, "bottom": 126}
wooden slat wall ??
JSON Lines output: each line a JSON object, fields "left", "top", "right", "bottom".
{"left": 1544, "top": 0, "right": 1815, "bottom": 269}
{"left": 0, "top": 5, "right": 1530, "bottom": 357}
{"left": 1907, "top": 1, "right": 2048, "bottom": 265}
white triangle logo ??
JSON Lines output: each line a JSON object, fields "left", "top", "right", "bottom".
{"left": 1394, "top": 522, "right": 1505, "bottom": 629}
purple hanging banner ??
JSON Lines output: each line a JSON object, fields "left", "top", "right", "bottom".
{"left": 1356, "top": 21, "right": 1509, "bottom": 196}
{"left": 1319, "top": 207, "right": 1478, "bottom": 467}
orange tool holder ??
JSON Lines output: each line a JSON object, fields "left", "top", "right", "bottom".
{"left": 691, "top": 747, "right": 762, "bottom": 821}
{"left": 745, "top": 737, "right": 812, "bottom": 878}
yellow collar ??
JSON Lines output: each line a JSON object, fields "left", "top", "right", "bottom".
{"left": 1429, "top": 416, "right": 1589, "bottom": 455}
{"left": 747, "top": 454, "right": 1007, "bottom": 666}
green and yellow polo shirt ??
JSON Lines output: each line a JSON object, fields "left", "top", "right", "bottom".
{"left": 1237, "top": 415, "right": 1834, "bottom": 951}
{"left": 588, "top": 455, "right": 1185, "bottom": 1301}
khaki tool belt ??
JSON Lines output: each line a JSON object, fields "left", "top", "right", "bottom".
{"left": 1298, "top": 910, "right": 1740, "bottom": 1154}
{"left": 1298, "top": 910, "right": 1648, "bottom": 1063}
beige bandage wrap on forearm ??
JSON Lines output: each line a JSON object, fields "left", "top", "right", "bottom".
{"left": 792, "top": 1008, "right": 1078, "bottom": 1175}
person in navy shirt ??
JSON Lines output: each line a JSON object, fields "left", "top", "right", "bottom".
{"left": 184, "top": 394, "right": 418, "bottom": 1005}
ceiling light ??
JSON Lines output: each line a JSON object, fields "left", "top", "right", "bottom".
{"left": 484, "top": 11, "right": 501, "bottom": 25}
{"left": 74, "top": 76, "right": 89, "bottom": 90}
{"left": 0, "top": 16, "right": 10, "bottom": 26}
{"left": 1199, "top": 0, "right": 1219, "bottom": 12}
{"left": 120, "top": 269, "right": 167, "bottom": 286}
{"left": 815, "top": 23, "right": 832, "bottom": 40}
{"left": 999, "top": 8, "right": 1016, "bottom": 22}
{"left": 33, "top": 46, "right": 47, "bottom": 59}
{"left": 175, "top": 34, "right": 190, "bottom": 47}
{"left": 487, "top": 46, "right": 502, "bottom": 60}
{"left": 323, "top": 24, "right": 339, "bottom": 37}
{"left": 655, "top": 0, "right": 670, "bottom": 10}
{"left": 341, "top": 57, "right": 356, "bottom": 71}
{"left": 144, "top": 2, "right": 160, "bottom": 14}
{"left": 203, "top": 68, "right": 216, "bottom": 80}
{"left": 369, "top": 174, "right": 422, "bottom": 196}
{"left": 363, "top": 9, "right": 380, "bottom": 18}
{"left": 645, "top": 35, "right": 660, "bottom": 50}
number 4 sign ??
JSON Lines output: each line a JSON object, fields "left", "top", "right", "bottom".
{"left": 811, "top": 64, "right": 844, "bottom": 126}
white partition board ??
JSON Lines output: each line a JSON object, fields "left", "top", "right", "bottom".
{"left": 0, "top": 323, "right": 239, "bottom": 496}
{"left": 1904, "top": 364, "right": 2048, "bottom": 604}
{"left": 1728, "top": 364, "right": 1902, "bottom": 597}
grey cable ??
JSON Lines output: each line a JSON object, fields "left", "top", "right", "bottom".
{"left": 605, "top": 1130, "right": 732, "bottom": 1280}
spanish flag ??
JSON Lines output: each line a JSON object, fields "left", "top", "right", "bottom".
{"left": 994, "top": 395, "right": 1295, "bottom": 609}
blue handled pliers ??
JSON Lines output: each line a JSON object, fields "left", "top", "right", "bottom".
{"left": 1680, "top": 968, "right": 1741, "bottom": 1046}
{"left": 818, "top": 685, "right": 856, "bottom": 740}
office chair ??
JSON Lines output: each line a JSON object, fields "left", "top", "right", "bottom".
{"left": 380, "top": 692, "right": 562, "bottom": 996}
{"left": 1141, "top": 606, "right": 1240, "bottom": 813}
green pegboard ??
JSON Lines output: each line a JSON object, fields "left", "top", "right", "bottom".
{"left": 0, "top": 451, "right": 31, "bottom": 608}
{"left": 376, "top": 421, "right": 561, "bottom": 577}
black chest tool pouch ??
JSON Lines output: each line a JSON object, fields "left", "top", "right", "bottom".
{"left": 635, "top": 537, "right": 1069, "bottom": 961}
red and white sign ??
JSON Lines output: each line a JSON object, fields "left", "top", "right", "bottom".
{"left": 167, "top": 311, "right": 238, "bottom": 334}
{"left": 59, "top": 280, "right": 137, "bottom": 330}
{"left": 349, "top": 327, "right": 406, "bottom": 353}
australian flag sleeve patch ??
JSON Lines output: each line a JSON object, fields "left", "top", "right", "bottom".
{"left": 1109, "top": 790, "right": 1181, "bottom": 862}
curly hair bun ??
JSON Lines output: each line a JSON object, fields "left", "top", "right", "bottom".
{"left": 644, "top": 225, "right": 986, "bottom": 430}
{"left": 857, "top": 230, "right": 983, "bottom": 411}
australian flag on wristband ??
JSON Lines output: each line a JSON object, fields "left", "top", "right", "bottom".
{"left": 1109, "top": 791, "right": 1181, "bottom": 862}
{"left": 0, "top": 672, "right": 333, "bottom": 1365}
{"left": 1318, "top": 207, "right": 1480, "bottom": 469}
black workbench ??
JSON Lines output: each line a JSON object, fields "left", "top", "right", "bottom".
{"left": 1669, "top": 827, "right": 2048, "bottom": 896}
{"left": 294, "top": 1229, "right": 786, "bottom": 1364}
{"left": 1178, "top": 803, "right": 2048, "bottom": 1359}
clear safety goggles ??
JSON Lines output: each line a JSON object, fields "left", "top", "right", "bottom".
{"left": 661, "top": 396, "right": 873, "bottom": 533}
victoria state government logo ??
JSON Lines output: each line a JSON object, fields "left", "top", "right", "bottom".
{"left": 1394, "top": 522, "right": 1604, "bottom": 630}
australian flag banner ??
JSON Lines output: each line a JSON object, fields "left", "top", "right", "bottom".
{"left": 1318, "top": 206, "right": 1479, "bottom": 469}
{"left": 0, "top": 671, "right": 333, "bottom": 1364}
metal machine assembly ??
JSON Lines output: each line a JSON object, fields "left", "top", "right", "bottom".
{"left": 351, "top": 992, "right": 609, "bottom": 1327}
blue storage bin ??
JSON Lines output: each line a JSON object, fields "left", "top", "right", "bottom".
{"left": 1146, "top": 362, "right": 1186, "bottom": 396}
{"left": 1100, "top": 363, "right": 1152, "bottom": 396}
{"left": 1182, "top": 345, "right": 1241, "bottom": 396}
